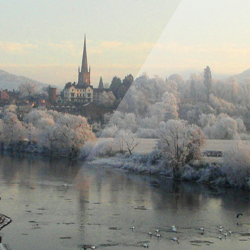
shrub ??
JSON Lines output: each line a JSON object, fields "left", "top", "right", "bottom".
{"left": 222, "top": 142, "right": 250, "bottom": 188}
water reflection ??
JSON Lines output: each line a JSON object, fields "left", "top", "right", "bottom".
{"left": 0, "top": 154, "right": 249, "bottom": 249}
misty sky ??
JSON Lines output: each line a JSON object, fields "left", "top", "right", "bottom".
{"left": 1, "top": 0, "right": 250, "bottom": 87}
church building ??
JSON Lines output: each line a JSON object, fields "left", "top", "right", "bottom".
{"left": 63, "top": 35, "right": 109, "bottom": 103}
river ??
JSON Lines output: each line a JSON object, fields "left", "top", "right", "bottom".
{"left": 0, "top": 153, "right": 250, "bottom": 250}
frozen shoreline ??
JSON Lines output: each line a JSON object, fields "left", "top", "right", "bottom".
{"left": 86, "top": 138, "right": 250, "bottom": 189}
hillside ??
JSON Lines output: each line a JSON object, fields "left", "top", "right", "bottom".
{"left": 234, "top": 68, "right": 250, "bottom": 83}
{"left": 0, "top": 69, "right": 50, "bottom": 90}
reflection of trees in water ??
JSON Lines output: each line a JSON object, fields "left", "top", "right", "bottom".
{"left": 0, "top": 154, "right": 29, "bottom": 184}
{"left": 217, "top": 188, "right": 250, "bottom": 213}
{"left": 148, "top": 179, "right": 250, "bottom": 217}
{"left": 0, "top": 154, "right": 82, "bottom": 185}
{"left": 75, "top": 169, "right": 90, "bottom": 238}
{"left": 149, "top": 180, "right": 212, "bottom": 212}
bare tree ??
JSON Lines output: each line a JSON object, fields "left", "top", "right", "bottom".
{"left": 114, "top": 130, "right": 140, "bottom": 155}
{"left": 157, "top": 120, "right": 205, "bottom": 178}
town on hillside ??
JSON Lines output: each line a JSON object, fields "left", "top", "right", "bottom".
{"left": 0, "top": 36, "right": 133, "bottom": 133}
{"left": 1, "top": 35, "right": 250, "bottom": 136}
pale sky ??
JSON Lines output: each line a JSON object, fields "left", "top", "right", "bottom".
{"left": 1, "top": 0, "right": 250, "bottom": 88}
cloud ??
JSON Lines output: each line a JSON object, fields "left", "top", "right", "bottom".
{"left": 92, "top": 40, "right": 155, "bottom": 53}
{"left": 0, "top": 42, "right": 38, "bottom": 53}
{"left": 97, "top": 63, "right": 141, "bottom": 70}
{"left": 152, "top": 42, "right": 250, "bottom": 56}
{"left": 48, "top": 41, "right": 76, "bottom": 51}
{"left": 0, "top": 63, "right": 77, "bottom": 69}
{"left": 100, "top": 41, "right": 123, "bottom": 49}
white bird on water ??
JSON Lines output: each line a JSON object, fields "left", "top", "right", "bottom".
{"left": 172, "top": 237, "right": 179, "bottom": 243}
{"left": 156, "top": 233, "right": 161, "bottom": 238}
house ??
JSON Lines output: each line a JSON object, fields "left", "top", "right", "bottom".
{"left": 63, "top": 35, "right": 113, "bottom": 104}
{"left": 63, "top": 82, "right": 93, "bottom": 103}
{"left": 0, "top": 90, "right": 9, "bottom": 101}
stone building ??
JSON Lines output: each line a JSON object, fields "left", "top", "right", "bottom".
{"left": 63, "top": 36, "right": 112, "bottom": 104}
{"left": 48, "top": 86, "right": 57, "bottom": 103}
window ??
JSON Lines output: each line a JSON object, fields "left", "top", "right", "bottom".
{"left": 87, "top": 93, "right": 91, "bottom": 97}
{"left": 71, "top": 93, "right": 74, "bottom": 97}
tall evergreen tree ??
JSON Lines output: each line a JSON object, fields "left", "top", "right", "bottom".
{"left": 204, "top": 66, "right": 212, "bottom": 103}
{"left": 110, "top": 76, "right": 122, "bottom": 99}
{"left": 122, "top": 74, "right": 134, "bottom": 88}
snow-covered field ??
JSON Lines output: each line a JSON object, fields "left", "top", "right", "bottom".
{"left": 97, "top": 138, "right": 250, "bottom": 154}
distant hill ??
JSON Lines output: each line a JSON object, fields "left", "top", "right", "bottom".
{"left": 0, "top": 69, "right": 50, "bottom": 91}
{"left": 234, "top": 69, "right": 250, "bottom": 83}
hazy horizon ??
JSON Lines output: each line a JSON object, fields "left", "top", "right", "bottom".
{"left": 1, "top": 0, "right": 250, "bottom": 88}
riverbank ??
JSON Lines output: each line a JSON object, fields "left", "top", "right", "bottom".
{"left": 85, "top": 138, "right": 250, "bottom": 190}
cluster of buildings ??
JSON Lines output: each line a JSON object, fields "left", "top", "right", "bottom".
{"left": 0, "top": 36, "right": 116, "bottom": 132}
{"left": 51, "top": 36, "right": 112, "bottom": 105}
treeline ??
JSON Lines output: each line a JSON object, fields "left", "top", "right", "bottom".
{"left": 101, "top": 67, "right": 250, "bottom": 140}
{"left": 0, "top": 108, "right": 95, "bottom": 157}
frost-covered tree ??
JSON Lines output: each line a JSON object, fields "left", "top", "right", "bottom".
{"left": 99, "top": 91, "right": 116, "bottom": 107}
{"left": 222, "top": 142, "right": 250, "bottom": 188}
{"left": 22, "top": 110, "right": 95, "bottom": 156}
{"left": 114, "top": 129, "right": 140, "bottom": 155}
{"left": 100, "top": 125, "right": 119, "bottom": 138}
{"left": 150, "top": 92, "right": 178, "bottom": 122}
{"left": 204, "top": 66, "right": 212, "bottom": 103}
{"left": 18, "top": 82, "right": 39, "bottom": 98}
{"left": 103, "top": 111, "right": 138, "bottom": 135}
{"left": 157, "top": 120, "right": 205, "bottom": 178}
{"left": 190, "top": 79, "right": 196, "bottom": 100}
{"left": 121, "top": 75, "right": 172, "bottom": 116}
{"left": 7, "top": 105, "right": 17, "bottom": 113}
{"left": 2, "top": 112, "right": 27, "bottom": 146}
{"left": 200, "top": 113, "right": 240, "bottom": 139}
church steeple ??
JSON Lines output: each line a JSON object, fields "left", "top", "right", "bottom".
{"left": 98, "top": 77, "right": 104, "bottom": 89}
{"left": 78, "top": 35, "right": 91, "bottom": 85}
{"left": 81, "top": 35, "right": 88, "bottom": 73}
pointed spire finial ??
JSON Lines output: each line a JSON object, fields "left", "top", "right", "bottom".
{"left": 98, "top": 77, "right": 104, "bottom": 89}
{"left": 81, "top": 35, "right": 88, "bottom": 73}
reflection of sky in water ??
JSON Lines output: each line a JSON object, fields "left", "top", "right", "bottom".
{"left": 0, "top": 154, "right": 249, "bottom": 250}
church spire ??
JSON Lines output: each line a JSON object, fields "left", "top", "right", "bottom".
{"left": 98, "top": 77, "right": 104, "bottom": 89}
{"left": 81, "top": 34, "right": 88, "bottom": 73}
{"left": 78, "top": 34, "right": 91, "bottom": 85}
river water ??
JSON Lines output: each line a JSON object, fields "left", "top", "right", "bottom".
{"left": 0, "top": 153, "right": 250, "bottom": 250}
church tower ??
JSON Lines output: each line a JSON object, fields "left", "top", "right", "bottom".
{"left": 78, "top": 35, "right": 91, "bottom": 86}
{"left": 98, "top": 77, "right": 104, "bottom": 89}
